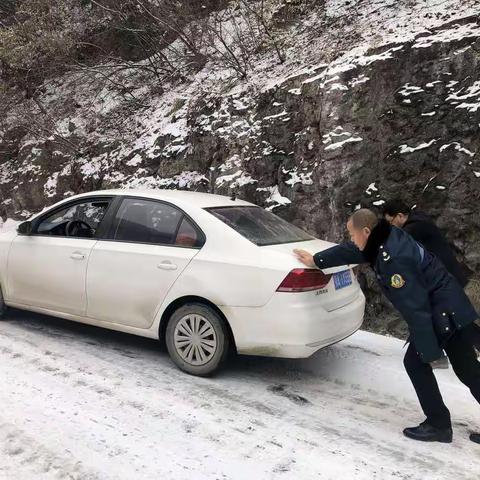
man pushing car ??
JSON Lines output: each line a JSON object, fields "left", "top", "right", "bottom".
{"left": 294, "top": 208, "right": 480, "bottom": 444}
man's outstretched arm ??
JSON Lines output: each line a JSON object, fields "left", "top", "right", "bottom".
{"left": 295, "top": 242, "right": 366, "bottom": 269}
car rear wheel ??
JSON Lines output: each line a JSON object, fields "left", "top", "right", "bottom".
{"left": 165, "top": 303, "right": 229, "bottom": 376}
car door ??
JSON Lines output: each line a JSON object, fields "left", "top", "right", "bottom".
{"left": 86, "top": 196, "right": 204, "bottom": 329}
{"left": 6, "top": 197, "right": 112, "bottom": 316}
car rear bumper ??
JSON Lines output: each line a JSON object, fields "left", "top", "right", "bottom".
{"left": 219, "top": 289, "right": 366, "bottom": 358}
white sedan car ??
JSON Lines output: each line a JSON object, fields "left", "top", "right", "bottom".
{"left": 0, "top": 189, "right": 365, "bottom": 375}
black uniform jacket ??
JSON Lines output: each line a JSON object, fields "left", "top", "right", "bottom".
{"left": 403, "top": 210, "right": 469, "bottom": 287}
{"left": 313, "top": 220, "right": 478, "bottom": 363}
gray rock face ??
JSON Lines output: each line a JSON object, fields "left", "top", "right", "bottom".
{"left": 1, "top": 15, "right": 479, "bottom": 337}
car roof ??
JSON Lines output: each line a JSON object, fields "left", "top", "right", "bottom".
{"left": 69, "top": 188, "right": 254, "bottom": 209}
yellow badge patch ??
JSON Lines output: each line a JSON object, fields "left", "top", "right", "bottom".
{"left": 391, "top": 274, "right": 405, "bottom": 289}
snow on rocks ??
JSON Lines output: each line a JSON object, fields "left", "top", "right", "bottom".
{"left": 129, "top": 95, "right": 190, "bottom": 160}
{"left": 440, "top": 142, "right": 475, "bottom": 157}
{"left": 287, "top": 88, "right": 301, "bottom": 95}
{"left": 349, "top": 75, "right": 370, "bottom": 88}
{"left": 357, "top": 46, "right": 404, "bottom": 67}
{"left": 422, "top": 174, "right": 438, "bottom": 193}
{"left": 323, "top": 127, "right": 363, "bottom": 151}
{"left": 447, "top": 80, "right": 460, "bottom": 89}
{"left": 214, "top": 155, "right": 257, "bottom": 190}
{"left": 257, "top": 185, "right": 291, "bottom": 210}
{"left": 412, "top": 21, "right": 480, "bottom": 49}
{"left": 299, "top": 45, "right": 404, "bottom": 100}
{"left": 365, "top": 182, "right": 379, "bottom": 196}
{"left": 262, "top": 110, "right": 290, "bottom": 122}
{"left": 2, "top": 0, "right": 480, "bottom": 225}
{"left": 446, "top": 81, "right": 480, "bottom": 113}
{"left": 125, "top": 154, "right": 143, "bottom": 167}
{"left": 425, "top": 81, "right": 442, "bottom": 89}
{"left": 398, "top": 84, "right": 424, "bottom": 97}
{"left": 398, "top": 139, "right": 437, "bottom": 154}
{"left": 80, "top": 156, "right": 106, "bottom": 179}
{"left": 123, "top": 171, "right": 208, "bottom": 190}
{"left": 365, "top": 183, "right": 384, "bottom": 205}
{"left": 196, "top": 95, "right": 261, "bottom": 144}
{"left": 324, "top": 136, "right": 363, "bottom": 151}
{"left": 283, "top": 168, "right": 313, "bottom": 187}
{"left": 44, "top": 172, "right": 60, "bottom": 198}
{"left": 328, "top": 83, "right": 349, "bottom": 92}
{"left": 325, "top": 0, "right": 357, "bottom": 18}
{"left": 216, "top": 171, "right": 257, "bottom": 189}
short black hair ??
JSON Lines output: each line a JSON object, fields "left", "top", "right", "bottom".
{"left": 349, "top": 209, "right": 378, "bottom": 230}
{"left": 382, "top": 199, "right": 411, "bottom": 217}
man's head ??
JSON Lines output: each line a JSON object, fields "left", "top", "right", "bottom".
{"left": 347, "top": 209, "right": 379, "bottom": 251}
{"left": 382, "top": 199, "right": 411, "bottom": 228}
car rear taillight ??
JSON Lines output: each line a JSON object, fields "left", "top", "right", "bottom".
{"left": 276, "top": 269, "right": 332, "bottom": 293}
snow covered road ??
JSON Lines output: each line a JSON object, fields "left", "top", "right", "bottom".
{"left": 1, "top": 310, "right": 479, "bottom": 480}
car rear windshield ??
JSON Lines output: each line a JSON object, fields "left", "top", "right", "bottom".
{"left": 206, "top": 206, "right": 314, "bottom": 246}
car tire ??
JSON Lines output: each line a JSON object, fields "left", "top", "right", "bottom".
{"left": 165, "top": 303, "right": 229, "bottom": 376}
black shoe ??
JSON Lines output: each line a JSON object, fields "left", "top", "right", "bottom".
{"left": 403, "top": 423, "right": 452, "bottom": 443}
{"left": 470, "top": 433, "right": 480, "bottom": 444}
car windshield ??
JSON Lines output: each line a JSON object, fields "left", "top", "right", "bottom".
{"left": 206, "top": 206, "right": 314, "bottom": 246}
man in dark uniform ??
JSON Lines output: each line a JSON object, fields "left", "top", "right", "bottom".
{"left": 382, "top": 199, "right": 480, "bottom": 348}
{"left": 294, "top": 209, "right": 480, "bottom": 444}
{"left": 382, "top": 199, "right": 469, "bottom": 286}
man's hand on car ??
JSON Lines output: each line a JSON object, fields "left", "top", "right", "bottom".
{"left": 293, "top": 249, "right": 316, "bottom": 268}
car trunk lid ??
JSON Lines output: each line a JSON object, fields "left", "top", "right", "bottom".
{"left": 261, "top": 239, "right": 362, "bottom": 312}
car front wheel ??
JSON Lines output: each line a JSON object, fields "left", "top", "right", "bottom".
{"left": 165, "top": 303, "right": 229, "bottom": 376}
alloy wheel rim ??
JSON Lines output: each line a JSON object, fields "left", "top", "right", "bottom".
{"left": 174, "top": 314, "right": 217, "bottom": 366}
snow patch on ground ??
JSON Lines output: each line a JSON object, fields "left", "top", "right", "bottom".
{"left": 1, "top": 316, "right": 479, "bottom": 480}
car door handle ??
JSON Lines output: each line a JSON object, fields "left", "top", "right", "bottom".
{"left": 70, "top": 252, "right": 86, "bottom": 260}
{"left": 157, "top": 261, "right": 178, "bottom": 271}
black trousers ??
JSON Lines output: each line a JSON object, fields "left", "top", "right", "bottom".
{"left": 403, "top": 325, "right": 480, "bottom": 429}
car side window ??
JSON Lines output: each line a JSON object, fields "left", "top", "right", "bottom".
{"left": 175, "top": 217, "right": 200, "bottom": 248}
{"left": 112, "top": 198, "right": 187, "bottom": 245}
{"left": 36, "top": 199, "right": 111, "bottom": 238}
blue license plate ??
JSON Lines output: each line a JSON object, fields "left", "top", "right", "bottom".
{"left": 333, "top": 270, "right": 352, "bottom": 290}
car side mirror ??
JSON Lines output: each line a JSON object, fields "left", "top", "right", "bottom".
{"left": 17, "top": 221, "right": 32, "bottom": 236}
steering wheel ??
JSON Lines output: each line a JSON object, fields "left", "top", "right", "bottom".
{"left": 65, "top": 220, "right": 94, "bottom": 237}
